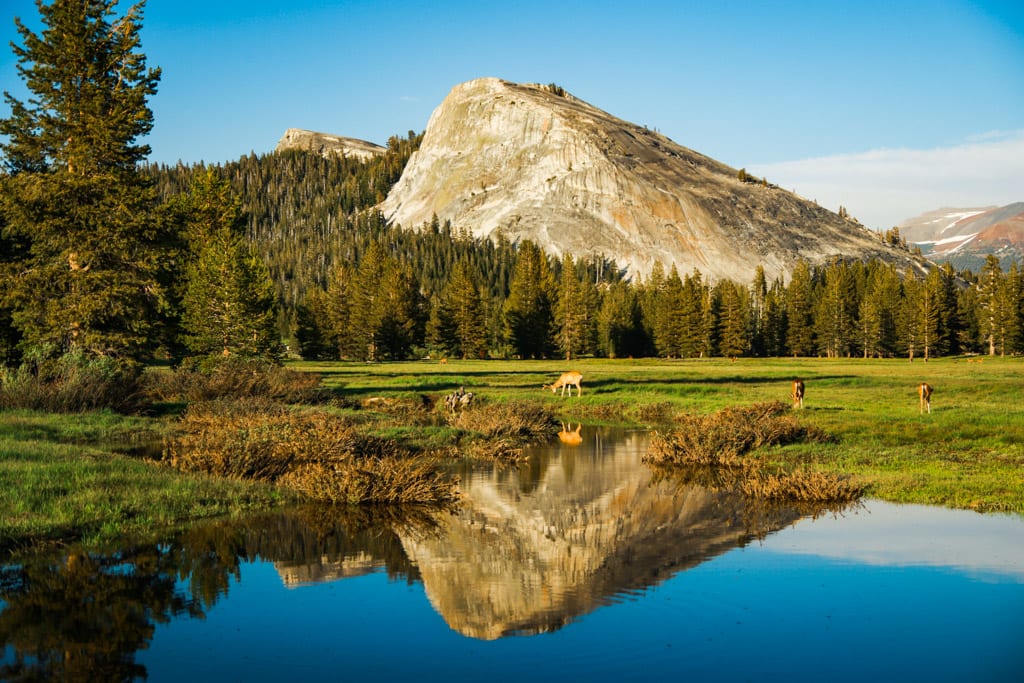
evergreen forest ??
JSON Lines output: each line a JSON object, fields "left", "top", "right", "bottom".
{"left": 144, "top": 147, "right": 1024, "bottom": 363}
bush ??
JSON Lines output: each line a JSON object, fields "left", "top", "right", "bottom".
{"left": 645, "top": 401, "right": 829, "bottom": 466}
{"left": 447, "top": 399, "right": 558, "bottom": 441}
{"left": 0, "top": 350, "right": 145, "bottom": 413}
{"left": 644, "top": 402, "right": 858, "bottom": 504}
{"left": 163, "top": 399, "right": 459, "bottom": 504}
{"left": 145, "top": 356, "right": 329, "bottom": 404}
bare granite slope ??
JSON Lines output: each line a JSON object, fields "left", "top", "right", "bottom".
{"left": 276, "top": 127, "right": 385, "bottom": 161}
{"left": 380, "top": 77, "right": 924, "bottom": 281}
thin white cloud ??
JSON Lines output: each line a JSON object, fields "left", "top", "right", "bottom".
{"left": 750, "top": 132, "right": 1024, "bottom": 229}
{"left": 762, "top": 499, "right": 1024, "bottom": 581}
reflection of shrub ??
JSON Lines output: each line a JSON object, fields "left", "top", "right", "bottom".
{"left": 279, "top": 459, "right": 459, "bottom": 505}
{"left": 742, "top": 467, "right": 864, "bottom": 503}
{"left": 163, "top": 399, "right": 458, "bottom": 504}
{"left": 146, "top": 356, "right": 328, "bottom": 404}
{"left": 645, "top": 402, "right": 859, "bottom": 503}
{"left": 0, "top": 351, "right": 145, "bottom": 413}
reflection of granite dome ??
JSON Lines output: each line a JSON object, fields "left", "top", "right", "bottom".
{"left": 398, "top": 430, "right": 801, "bottom": 640}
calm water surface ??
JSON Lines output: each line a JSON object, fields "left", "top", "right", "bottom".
{"left": 2, "top": 427, "right": 1022, "bottom": 682}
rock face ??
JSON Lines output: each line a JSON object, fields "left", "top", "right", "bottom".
{"left": 380, "top": 77, "right": 923, "bottom": 281}
{"left": 900, "top": 203, "right": 1024, "bottom": 270}
{"left": 275, "top": 127, "right": 384, "bottom": 161}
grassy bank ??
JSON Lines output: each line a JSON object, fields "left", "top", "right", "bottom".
{"left": 0, "top": 410, "right": 289, "bottom": 556}
{"left": 2, "top": 356, "right": 1021, "bottom": 556}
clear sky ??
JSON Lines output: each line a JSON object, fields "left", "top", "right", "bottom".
{"left": 3, "top": 0, "right": 1023, "bottom": 229}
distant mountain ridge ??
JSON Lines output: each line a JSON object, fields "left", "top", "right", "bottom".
{"left": 275, "top": 128, "right": 385, "bottom": 161}
{"left": 376, "top": 77, "right": 925, "bottom": 281}
{"left": 900, "top": 203, "right": 1024, "bottom": 270}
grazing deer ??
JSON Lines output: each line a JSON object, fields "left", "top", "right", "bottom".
{"left": 919, "top": 382, "right": 933, "bottom": 414}
{"left": 544, "top": 371, "right": 583, "bottom": 397}
{"left": 791, "top": 379, "right": 805, "bottom": 409}
{"left": 557, "top": 423, "right": 583, "bottom": 446}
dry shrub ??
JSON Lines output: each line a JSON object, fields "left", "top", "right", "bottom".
{"left": 645, "top": 401, "right": 827, "bottom": 467}
{"left": 448, "top": 400, "right": 557, "bottom": 441}
{"left": 0, "top": 352, "right": 146, "bottom": 413}
{"left": 645, "top": 401, "right": 859, "bottom": 504}
{"left": 146, "top": 357, "right": 329, "bottom": 404}
{"left": 163, "top": 399, "right": 459, "bottom": 504}
{"left": 165, "top": 400, "right": 391, "bottom": 479}
{"left": 278, "top": 459, "right": 460, "bottom": 505}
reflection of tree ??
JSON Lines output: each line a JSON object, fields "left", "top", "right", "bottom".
{"left": 0, "top": 547, "right": 203, "bottom": 682}
{"left": 0, "top": 506, "right": 440, "bottom": 681}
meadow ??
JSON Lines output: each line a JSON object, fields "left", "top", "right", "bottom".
{"left": 1, "top": 355, "right": 1021, "bottom": 557}
{"left": 301, "top": 355, "right": 1024, "bottom": 512}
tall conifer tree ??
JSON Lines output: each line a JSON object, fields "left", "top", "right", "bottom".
{"left": 0, "top": 0, "right": 165, "bottom": 361}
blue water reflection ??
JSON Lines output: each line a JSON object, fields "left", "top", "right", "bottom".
{"left": 2, "top": 427, "right": 1022, "bottom": 682}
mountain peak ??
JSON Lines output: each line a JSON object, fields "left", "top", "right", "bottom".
{"left": 275, "top": 128, "right": 384, "bottom": 161}
{"left": 380, "top": 78, "right": 921, "bottom": 281}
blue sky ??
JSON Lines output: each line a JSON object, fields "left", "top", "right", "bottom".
{"left": 3, "top": 0, "right": 1023, "bottom": 229}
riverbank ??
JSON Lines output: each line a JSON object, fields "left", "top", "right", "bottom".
{"left": 2, "top": 356, "right": 1021, "bottom": 556}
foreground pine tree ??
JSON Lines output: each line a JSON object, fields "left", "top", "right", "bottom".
{"left": 0, "top": 0, "right": 166, "bottom": 362}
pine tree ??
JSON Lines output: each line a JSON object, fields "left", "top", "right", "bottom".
{"left": 556, "top": 253, "right": 590, "bottom": 360}
{"left": 181, "top": 226, "right": 280, "bottom": 360}
{"left": 653, "top": 266, "right": 685, "bottom": 357}
{"left": 444, "top": 260, "right": 487, "bottom": 359}
{"left": 504, "top": 241, "right": 555, "bottom": 359}
{"left": 716, "top": 280, "right": 749, "bottom": 357}
{"left": 785, "top": 261, "right": 815, "bottom": 356}
{"left": 597, "top": 280, "right": 645, "bottom": 358}
{"left": 977, "top": 256, "right": 1010, "bottom": 356}
{"left": 0, "top": 0, "right": 166, "bottom": 362}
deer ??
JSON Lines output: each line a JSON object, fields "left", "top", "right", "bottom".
{"left": 919, "top": 382, "right": 933, "bottom": 414}
{"left": 544, "top": 371, "right": 583, "bottom": 397}
{"left": 791, "top": 379, "right": 805, "bottom": 409}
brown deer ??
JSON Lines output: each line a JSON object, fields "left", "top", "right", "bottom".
{"left": 544, "top": 371, "right": 583, "bottom": 397}
{"left": 919, "top": 382, "right": 933, "bottom": 414}
{"left": 791, "top": 379, "right": 805, "bottom": 409}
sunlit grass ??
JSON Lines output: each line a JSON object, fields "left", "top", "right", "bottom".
{"left": 0, "top": 412, "right": 287, "bottom": 556}
{"left": 293, "top": 356, "right": 1024, "bottom": 512}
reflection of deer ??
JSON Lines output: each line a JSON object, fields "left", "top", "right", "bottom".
{"left": 544, "top": 371, "right": 583, "bottom": 397}
{"left": 919, "top": 382, "right": 933, "bottom": 414}
{"left": 557, "top": 423, "right": 583, "bottom": 446}
{"left": 791, "top": 379, "right": 805, "bottom": 409}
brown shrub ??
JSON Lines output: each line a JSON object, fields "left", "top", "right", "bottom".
{"left": 164, "top": 400, "right": 402, "bottom": 482}
{"left": 448, "top": 400, "right": 558, "bottom": 441}
{"left": 644, "top": 401, "right": 828, "bottom": 467}
{"left": 645, "top": 401, "right": 860, "bottom": 505}
{"left": 0, "top": 353, "right": 146, "bottom": 413}
{"left": 146, "top": 357, "right": 329, "bottom": 404}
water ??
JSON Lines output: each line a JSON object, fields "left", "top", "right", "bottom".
{"left": 2, "top": 427, "right": 1022, "bottom": 682}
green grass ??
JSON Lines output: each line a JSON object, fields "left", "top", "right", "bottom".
{"left": 298, "top": 356, "right": 1024, "bottom": 513}
{"left": 0, "top": 410, "right": 288, "bottom": 556}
